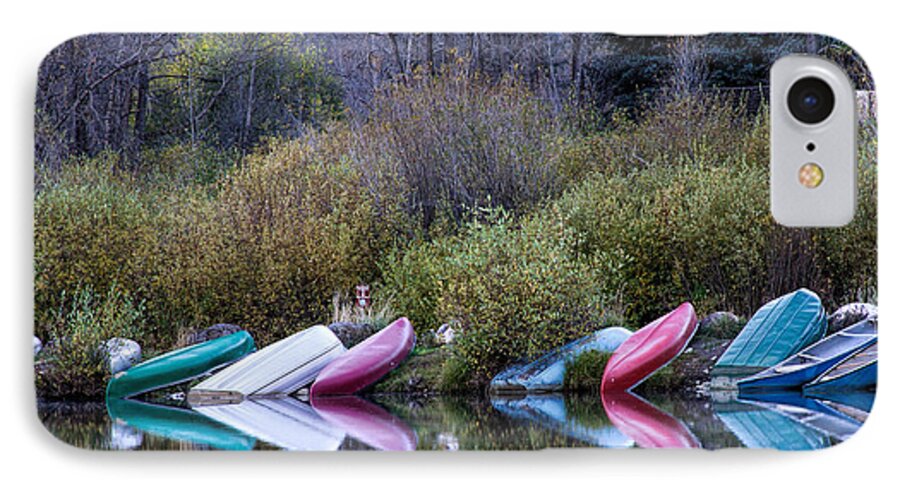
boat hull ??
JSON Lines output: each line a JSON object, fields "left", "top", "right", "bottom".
{"left": 310, "top": 317, "right": 416, "bottom": 397}
{"left": 737, "top": 319, "right": 876, "bottom": 392}
{"left": 804, "top": 343, "right": 877, "bottom": 394}
{"left": 713, "top": 289, "right": 827, "bottom": 377}
{"left": 106, "top": 331, "right": 255, "bottom": 400}
{"left": 490, "top": 327, "right": 632, "bottom": 394}
{"left": 601, "top": 303, "right": 698, "bottom": 393}
{"left": 189, "top": 325, "right": 345, "bottom": 403}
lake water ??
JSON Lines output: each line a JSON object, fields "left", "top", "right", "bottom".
{"left": 37, "top": 391, "right": 872, "bottom": 451}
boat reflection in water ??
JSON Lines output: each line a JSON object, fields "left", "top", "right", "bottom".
{"left": 76, "top": 390, "right": 871, "bottom": 451}
{"left": 491, "top": 394, "right": 633, "bottom": 448}
{"left": 310, "top": 396, "right": 418, "bottom": 451}
{"left": 193, "top": 397, "right": 345, "bottom": 450}
{"left": 714, "top": 391, "right": 873, "bottom": 450}
{"left": 105, "top": 397, "right": 256, "bottom": 450}
{"left": 601, "top": 391, "right": 701, "bottom": 449}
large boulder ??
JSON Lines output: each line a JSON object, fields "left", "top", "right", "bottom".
{"left": 697, "top": 311, "right": 742, "bottom": 338}
{"left": 327, "top": 322, "right": 378, "bottom": 348}
{"left": 102, "top": 338, "right": 142, "bottom": 375}
{"left": 828, "top": 303, "right": 877, "bottom": 332}
{"left": 185, "top": 323, "right": 244, "bottom": 345}
{"left": 490, "top": 327, "right": 633, "bottom": 393}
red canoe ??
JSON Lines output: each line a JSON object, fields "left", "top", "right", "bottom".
{"left": 311, "top": 396, "right": 417, "bottom": 451}
{"left": 601, "top": 302, "right": 698, "bottom": 393}
{"left": 601, "top": 390, "right": 700, "bottom": 448}
{"left": 309, "top": 317, "right": 416, "bottom": 397}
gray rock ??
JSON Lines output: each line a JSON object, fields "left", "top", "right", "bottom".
{"left": 33, "top": 336, "right": 42, "bottom": 356}
{"left": 828, "top": 303, "right": 878, "bottom": 332}
{"left": 186, "top": 323, "right": 244, "bottom": 345}
{"left": 327, "top": 322, "right": 377, "bottom": 348}
{"left": 698, "top": 311, "right": 740, "bottom": 332}
{"left": 102, "top": 338, "right": 142, "bottom": 375}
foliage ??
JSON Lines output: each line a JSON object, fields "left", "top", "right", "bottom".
{"left": 384, "top": 207, "right": 614, "bottom": 384}
{"left": 152, "top": 136, "right": 403, "bottom": 345}
{"left": 148, "top": 34, "right": 344, "bottom": 150}
{"left": 34, "top": 154, "right": 166, "bottom": 341}
{"left": 35, "top": 284, "right": 145, "bottom": 399}
{"left": 563, "top": 350, "right": 612, "bottom": 393}
{"left": 331, "top": 292, "right": 396, "bottom": 331}
{"left": 358, "top": 60, "right": 570, "bottom": 231}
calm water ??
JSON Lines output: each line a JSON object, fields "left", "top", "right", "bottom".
{"left": 38, "top": 391, "right": 873, "bottom": 451}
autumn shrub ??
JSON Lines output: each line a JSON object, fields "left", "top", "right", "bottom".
{"left": 153, "top": 135, "right": 406, "bottom": 345}
{"left": 355, "top": 61, "right": 571, "bottom": 231}
{"left": 561, "top": 123, "right": 877, "bottom": 324}
{"left": 383, "top": 207, "right": 616, "bottom": 384}
{"left": 561, "top": 92, "right": 768, "bottom": 181}
{"left": 35, "top": 284, "right": 144, "bottom": 399}
{"left": 34, "top": 155, "right": 167, "bottom": 341}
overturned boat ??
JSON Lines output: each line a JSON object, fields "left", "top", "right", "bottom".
{"left": 188, "top": 325, "right": 345, "bottom": 405}
{"left": 490, "top": 327, "right": 632, "bottom": 394}
{"left": 106, "top": 331, "right": 255, "bottom": 400}
{"left": 713, "top": 289, "right": 827, "bottom": 379}
{"left": 737, "top": 319, "right": 876, "bottom": 392}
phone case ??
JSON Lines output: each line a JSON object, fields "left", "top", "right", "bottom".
{"left": 33, "top": 33, "right": 876, "bottom": 451}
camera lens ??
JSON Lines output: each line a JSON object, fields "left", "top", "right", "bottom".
{"left": 787, "top": 77, "right": 835, "bottom": 124}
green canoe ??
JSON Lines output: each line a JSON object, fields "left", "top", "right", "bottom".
{"left": 106, "top": 331, "right": 255, "bottom": 400}
{"left": 106, "top": 397, "right": 256, "bottom": 450}
{"left": 713, "top": 288, "right": 827, "bottom": 377}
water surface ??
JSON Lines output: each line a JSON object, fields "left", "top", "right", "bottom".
{"left": 38, "top": 391, "right": 872, "bottom": 451}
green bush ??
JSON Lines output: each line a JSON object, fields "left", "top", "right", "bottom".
{"left": 384, "top": 207, "right": 615, "bottom": 384}
{"left": 563, "top": 350, "right": 612, "bottom": 393}
{"left": 35, "top": 284, "right": 144, "bottom": 399}
{"left": 153, "top": 136, "right": 405, "bottom": 345}
{"left": 34, "top": 155, "right": 166, "bottom": 341}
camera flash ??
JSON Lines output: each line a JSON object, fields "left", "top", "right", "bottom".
{"left": 798, "top": 162, "right": 824, "bottom": 188}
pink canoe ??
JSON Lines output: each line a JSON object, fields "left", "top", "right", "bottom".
{"left": 309, "top": 317, "right": 416, "bottom": 397}
{"left": 311, "top": 396, "right": 417, "bottom": 451}
{"left": 601, "top": 390, "right": 700, "bottom": 448}
{"left": 601, "top": 302, "right": 698, "bottom": 393}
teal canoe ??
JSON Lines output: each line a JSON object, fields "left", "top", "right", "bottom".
{"left": 106, "top": 331, "right": 255, "bottom": 400}
{"left": 713, "top": 289, "right": 826, "bottom": 377}
{"left": 106, "top": 397, "right": 256, "bottom": 450}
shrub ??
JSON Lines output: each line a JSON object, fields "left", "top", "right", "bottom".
{"left": 563, "top": 350, "right": 612, "bottom": 393}
{"left": 34, "top": 155, "right": 166, "bottom": 341}
{"left": 384, "top": 207, "right": 615, "bottom": 384}
{"left": 153, "top": 136, "right": 405, "bottom": 345}
{"left": 35, "top": 284, "right": 144, "bottom": 399}
{"left": 356, "top": 60, "right": 570, "bottom": 230}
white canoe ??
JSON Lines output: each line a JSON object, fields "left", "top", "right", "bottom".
{"left": 188, "top": 325, "right": 345, "bottom": 404}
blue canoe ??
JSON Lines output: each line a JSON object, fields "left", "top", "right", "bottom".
{"left": 737, "top": 319, "right": 876, "bottom": 392}
{"left": 713, "top": 289, "right": 827, "bottom": 377}
{"left": 490, "top": 327, "right": 632, "bottom": 393}
{"left": 804, "top": 342, "right": 877, "bottom": 395}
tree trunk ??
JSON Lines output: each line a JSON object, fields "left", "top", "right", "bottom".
{"left": 426, "top": 33, "right": 435, "bottom": 76}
